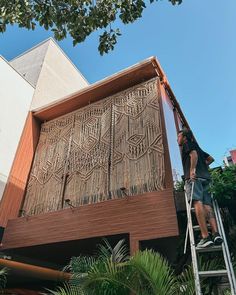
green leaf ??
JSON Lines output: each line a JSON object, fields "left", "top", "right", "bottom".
{"left": 0, "top": 1, "right": 183, "bottom": 54}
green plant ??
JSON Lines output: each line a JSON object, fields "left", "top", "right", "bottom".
{"left": 221, "top": 289, "right": 231, "bottom": 295}
{"left": 128, "top": 249, "right": 177, "bottom": 295}
{"left": 0, "top": 0, "right": 182, "bottom": 55}
{"left": 46, "top": 238, "right": 232, "bottom": 295}
{"left": 44, "top": 283, "right": 84, "bottom": 295}
{"left": 177, "top": 264, "right": 195, "bottom": 295}
{"left": 47, "top": 239, "right": 130, "bottom": 295}
{"left": 0, "top": 268, "right": 7, "bottom": 289}
{"left": 47, "top": 239, "right": 178, "bottom": 295}
{"left": 210, "top": 165, "right": 236, "bottom": 205}
{"left": 174, "top": 180, "right": 185, "bottom": 192}
{"left": 81, "top": 239, "right": 130, "bottom": 295}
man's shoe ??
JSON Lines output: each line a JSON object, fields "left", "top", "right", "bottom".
{"left": 197, "top": 236, "right": 214, "bottom": 248}
{"left": 212, "top": 232, "right": 223, "bottom": 245}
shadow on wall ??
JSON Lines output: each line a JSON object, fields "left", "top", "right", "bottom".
{"left": 0, "top": 177, "right": 7, "bottom": 242}
{"left": 0, "top": 175, "right": 27, "bottom": 230}
{"left": 0, "top": 177, "right": 6, "bottom": 201}
{"left": 6, "top": 233, "right": 130, "bottom": 267}
{"left": 0, "top": 113, "right": 41, "bottom": 228}
{"left": 140, "top": 236, "right": 179, "bottom": 265}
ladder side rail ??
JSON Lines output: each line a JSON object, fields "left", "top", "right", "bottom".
{"left": 184, "top": 181, "right": 196, "bottom": 254}
{"left": 213, "top": 198, "right": 236, "bottom": 293}
{"left": 184, "top": 190, "right": 202, "bottom": 295}
{"left": 213, "top": 198, "right": 235, "bottom": 294}
{"left": 213, "top": 197, "right": 236, "bottom": 294}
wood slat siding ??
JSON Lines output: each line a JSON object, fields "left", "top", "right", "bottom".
{"left": 1, "top": 189, "right": 178, "bottom": 250}
{"left": 0, "top": 113, "right": 40, "bottom": 227}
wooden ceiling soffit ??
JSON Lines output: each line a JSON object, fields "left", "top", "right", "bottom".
{"left": 33, "top": 57, "right": 160, "bottom": 122}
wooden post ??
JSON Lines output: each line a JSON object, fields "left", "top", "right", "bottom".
{"left": 130, "top": 236, "right": 139, "bottom": 256}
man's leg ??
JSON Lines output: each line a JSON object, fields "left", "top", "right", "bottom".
{"left": 204, "top": 204, "right": 218, "bottom": 234}
{"left": 190, "top": 179, "right": 214, "bottom": 247}
{"left": 185, "top": 179, "right": 213, "bottom": 247}
{"left": 204, "top": 204, "right": 223, "bottom": 245}
{"left": 203, "top": 180, "right": 223, "bottom": 245}
{"left": 194, "top": 200, "right": 209, "bottom": 239}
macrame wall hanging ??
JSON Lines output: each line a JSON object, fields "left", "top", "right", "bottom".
{"left": 22, "top": 78, "right": 165, "bottom": 216}
{"left": 110, "top": 78, "right": 165, "bottom": 198}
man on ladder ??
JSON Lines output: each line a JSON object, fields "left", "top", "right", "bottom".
{"left": 177, "top": 128, "right": 223, "bottom": 248}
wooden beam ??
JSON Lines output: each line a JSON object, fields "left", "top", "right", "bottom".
{"left": 0, "top": 113, "right": 41, "bottom": 227}
{"left": 0, "top": 258, "right": 70, "bottom": 281}
{"left": 159, "top": 83, "right": 174, "bottom": 189}
{"left": 1, "top": 189, "right": 178, "bottom": 250}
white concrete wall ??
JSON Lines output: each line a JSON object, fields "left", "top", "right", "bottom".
{"left": 0, "top": 56, "right": 34, "bottom": 200}
{"left": 0, "top": 38, "right": 89, "bottom": 199}
{"left": 10, "top": 41, "right": 49, "bottom": 87}
{"left": 30, "top": 39, "right": 89, "bottom": 110}
{"left": 10, "top": 38, "right": 89, "bottom": 111}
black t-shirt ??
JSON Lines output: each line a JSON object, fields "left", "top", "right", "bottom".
{"left": 181, "top": 140, "right": 211, "bottom": 180}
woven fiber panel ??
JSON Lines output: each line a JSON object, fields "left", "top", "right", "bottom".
{"left": 22, "top": 78, "right": 164, "bottom": 215}
{"left": 110, "top": 78, "right": 164, "bottom": 198}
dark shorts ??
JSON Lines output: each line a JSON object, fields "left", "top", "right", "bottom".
{"left": 185, "top": 178, "right": 212, "bottom": 206}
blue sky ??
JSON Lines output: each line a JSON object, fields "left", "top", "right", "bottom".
{"left": 0, "top": 0, "right": 235, "bottom": 167}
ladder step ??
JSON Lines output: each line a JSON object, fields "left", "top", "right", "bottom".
{"left": 198, "top": 270, "right": 228, "bottom": 278}
{"left": 193, "top": 225, "right": 211, "bottom": 231}
{"left": 196, "top": 245, "right": 222, "bottom": 253}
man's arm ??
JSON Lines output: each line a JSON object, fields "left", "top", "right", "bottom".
{"left": 205, "top": 155, "right": 214, "bottom": 166}
{"left": 190, "top": 150, "right": 198, "bottom": 180}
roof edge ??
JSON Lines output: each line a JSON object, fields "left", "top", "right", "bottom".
{"left": 32, "top": 56, "right": 158, "bottom": 114}
{"left": 10, "top": 37, "right": 89, "bottom": 85}
{"left": 47, "top": 38, "right": 89, "bottom": 85}
{"left": 9, "top": 37, "right": 52, "bottom": 62}
{"left": 33, "top": 56, "right": 189, "bottom": 130}
{"left": 0, "top": 55, "right": 35, "bottom": 88}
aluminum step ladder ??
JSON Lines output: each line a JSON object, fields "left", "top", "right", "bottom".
{"left": 184, "top": 186, "right": 236, "bottom": 295}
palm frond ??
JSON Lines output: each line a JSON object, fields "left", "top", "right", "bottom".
{"left": 60, "top": 240, "right": 130, "bottom": 294}
{"left": 63, "top": 255, "right": 95, "bottom": 286}
{"left": 177, "top": 264, "right": 195, "bottom": 295}
{"left": 129, "top": 250, "right": 177, "bottom": 295}
{"left": 64, "top": 255, "right": 96, "bottom": 273}
{"left": 81, "top": 239, "right": 131, "bottom": 295}
{"left": 0, "top": 267, "right": 7, "bottom": 289}
{"left": 83, "top": 255, "right": 130, "bottom": 295}
{"left": 46, "top": 242, "right": 182, "bottom": 295}
{"left": 98, "top": 239, "right": 129, "bottom": 263}
{"left": 43, "top": 283, "right": 85, "bottom": 295}
{"left": 221, "top": 290, "right": 232, "bottom": 295}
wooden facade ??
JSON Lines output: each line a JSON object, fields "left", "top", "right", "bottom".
{"left": 0, "top": 58, "right": 186, "bottom": 279}
{"left": 2, "top": 189, "right": 177, "bottom": 254}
